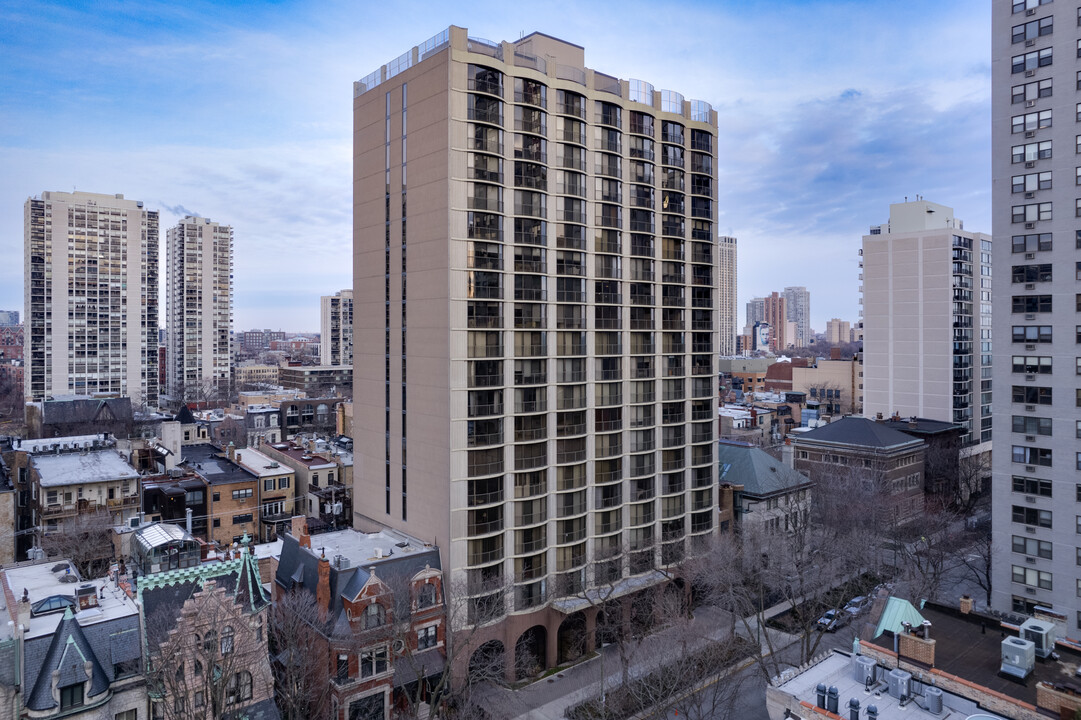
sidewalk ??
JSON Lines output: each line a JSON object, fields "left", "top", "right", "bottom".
{"left": 475, "top": 603, "right": 802, "bottom": 720}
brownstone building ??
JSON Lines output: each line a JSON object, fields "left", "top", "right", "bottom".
{"left": 183, "top": 443, "right": 260, "bottom": 548}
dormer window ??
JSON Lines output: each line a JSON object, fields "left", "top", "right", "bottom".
{"left": 417, "top": 583, "right": 438, "bottom": 609}
{"left": 60, "top": 683, "right": 83, "bottom": 710}
{"left": 363, "top": 602, "right": 385, "bottom": 629}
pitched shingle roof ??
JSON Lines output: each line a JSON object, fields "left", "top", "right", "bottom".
{"left": 717, "top": 441, "right": 811, "bottom": 498}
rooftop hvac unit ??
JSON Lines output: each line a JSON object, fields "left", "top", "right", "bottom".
{"left": 853, "top": 655, "right": 877, "bottom": 684}
{"left": 1021, "top": 618, "right": 1056, "bottom": 658}
{"left": 333, "top": 555, "right": 350, "bottom": 570}
{"left": 887, "top": 668, "right": 911, "bottom": 699}
{"left": 924, "top": 687, "right": 943, "bottom": 714}
{"left": 1000, "top": 636, "right": 1035, "bottom": 679}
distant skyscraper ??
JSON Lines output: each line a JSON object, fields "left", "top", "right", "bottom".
{"left": 352, "top": 26, "right": 721, "bottom": 674}
{"left": 745, "top": 296, "right": 765, "bottom": 330}
{"left": 165, "top": 216, "right": 234, "bottom": 403}
{"left": 0, "top": 311, "right": 19, "bottom": 326}
{"left": 24, "top": 191, "right": 159, "bottom": 406}
{"left": 825, "top": 318, "right": 851, "bottom": 345}
{"left": 320, "top": 290, "right": 354, "bottom": 366}
{"left": 783, "top": 286, "right": 811, "bottom": 347}
{"left": 860, "top": 200, "right": 990, "bottom": 447}
{"left": 990, "top": 0, "right": 1072, "bottom": 619}
{"left": 718, "top": 236, "right": 737, "bottom": 355}
{"left": 763, "top": 292, "right": 787, "bottom": 352}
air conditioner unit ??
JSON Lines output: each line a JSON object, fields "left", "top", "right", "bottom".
{"left": 887, "top": 669, "right": 911, "bottom": 699}
{"left": 1025, "top": 435, "right": 1036, "bottom": 442}
{"left": 1025, "top": 131, "right": 1036, "bottom": 139}
{"left": 1025, "top": 283, "right": 1036, "bottom": 290}
{"left": 1025, "top": 70, "right": 1036, "bottom": 77}
{"left": 1025, "top": 465, "right": 1037, "bottom": 472}
{"left": 1026, "top": 555, "right": 1036, "bottom": 563}
{"left": 1025, "top": 253, "right": 1036, "bottom": 259}
{"left": 1026, "top": 6, "right": 1036, "bottom": 13}
{"left": 853, "top": 655, "right": 877, "bottom": 684}
{"left": 1021, "top": 618, "right": 1056, "bottom": 658}
{"left": 1024, "top": 222, "right": 1036, "bottom": 228}
{"left": 1024, "top": 345, "right": 1036, "bottom": 352}
{"left": 1025, "top": 191, "right": 1036, "bottom": 199}
{"left": 1025, "top": 161, "right": 1036, "bottom": 169}
{"left": 1026, "top": 39, "right": 1036, "bottom": 47}
{"left": 1025, "top": 404, "right": 1035, "bottom": 411}
{"left": 1025, "top": 314, "right": 1036, "bottom": 321}
{"left": 1026, "top": 100, "right": 1037, "bottom": 107}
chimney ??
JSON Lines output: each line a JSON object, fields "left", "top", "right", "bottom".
{"left": 291, "top": 515, "right": 310, "bottom": 549}
{"left": 227, "top": 441, "right": 236, "bottom": 462}
{"left": 781, "top": 437, "right": 794, "bottom": 468}
{"left": 316, "top": 552, "right": 331, "bottom": 621}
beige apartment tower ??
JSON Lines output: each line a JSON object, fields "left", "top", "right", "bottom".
{"left": 718, "top": 236, "right": 737, "bottom": 355}
{"left": 353, "top": 26, "right": 719, "bottom": 675}
{"left": 860, "top": 200, "right": 991, "bottom": 448}
{"left": 165, "top": 216, "right": 234, "bottom": 403}
{"left": 24, "top": 191, "right": 159, "bottom": 406}
{"left": 320, "top": 289, "right": 354, "bottom": 366}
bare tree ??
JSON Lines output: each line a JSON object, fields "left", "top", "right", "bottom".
{"left": 147, "top": 581, "right": 272, "bottom": 720}
{"left": 889, "top": 502, "right": 965, "bottom": 606}
{"left": 269, "top": 588, "right": 335, "bottom": 720}
{"left": 956, "top": 526, "right": 996, "bottom": 608}
{"left": 41, "top": 508, "right": 115, "bottom": 578}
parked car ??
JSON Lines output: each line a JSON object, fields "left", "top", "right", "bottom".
{"left": 817, "top": 609, "right": 849, "bottom": 632}
{"left": 844, "top": 596, "right": 870, "bottom": 618}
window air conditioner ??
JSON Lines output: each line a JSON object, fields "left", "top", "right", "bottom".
{"left": 1026, "top": 6, "right": 1036, "bottom": 13}
{"left": 1025, "top": 70, "right": 1036, "bottom": 77}
{"left": 1024, "top": 222, "right": 1036, "bottom": 228}
{"left": 1025, "top": 314, "right": 1036, "bottom": 320}
{"left": 1025, "top": 253, "right": 1036, "bottom": 259}
{"left": 1025, "top": 39, "right": 1036, "bottom": 47}
{"left": 1025, "top": 161, "right": 1036, "bottom": 168}
{"left": 1025, "top": 283, "right": 1036, "bottom": 290}
{"left": 1025, "top": 131, "right": 1036, "bottom": 139}
{"left": 1024, "top": 405, "right": 1036, "bottom": 411}
{"left": 1025, "top": 435, "right": 1036, "bottom": 442}
{"left": 1026, "top": 100, "right": 1037, "bottom": 107}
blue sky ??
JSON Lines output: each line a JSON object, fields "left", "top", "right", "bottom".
{"left": 0, "top": 0, "right": 990, "bottom": 333}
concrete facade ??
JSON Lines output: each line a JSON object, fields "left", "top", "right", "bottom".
{"left": 861, "top": 200, "right": 991, "bottom": 448}
{"left": 165, "top": 216, "right": 234, "bottom": 404}
{"left": 24, "top": 191, "right": 159, "bottom": 406}
{"left": 717, "top": 236, "right": 737, "bottom": 356}
{"left": 990, "top": 0, "right": 1081, "bottom": 622}
{"left": 320, "top": 289, "right": 354, "bottom": 367}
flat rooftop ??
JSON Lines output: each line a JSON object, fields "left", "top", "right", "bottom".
{"left": 234, "top": 447, "right": 292, "bottom": 478}
{"left": 306, "top": 527, "right": 432, "bottom": 564}
{"left": 33, "top": 449, "right": 140, "bottom": 486}
{"left": 869, "top": 605, "right": 1081, "bottom": 706}
{"left": 17, "top": 434, "right": 112, "bottom": 453}
{"left": 0, "top": 561, "right": 139, "bottom": 640}
{"left": 775, "top": 650, "right": 1004, "bottom": 720}
{"left": 182, "top": 443, "right": 255, "bottom": 486}
{"left": 267, "top": 442, "right": 335, "bottom": 469}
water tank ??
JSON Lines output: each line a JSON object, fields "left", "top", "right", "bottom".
{"left": 925, "top": 687, "right": 943, "bottom": 714}
{"left": 887, "top": 669, "right": 912, "bottom": 699}
{"left": 853, "top": 655, "right": 877, "bottom": 684}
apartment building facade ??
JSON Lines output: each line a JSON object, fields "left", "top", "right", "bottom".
{"left": 165, "top": 216, "right": 234, "bottom": 404}
{"left": 783, "top": 286, "right": 811, "bottom": 348}
{"left": 861, "top": 200, "right": 991, "bottom": 449}
{"left": 353, "top": 26, "right": 719, "bottom": 674}
{"left": 24, "top": 191, "right": 159, "bottom": 406}
{"left": 990, "top": 0, "right": 1081, "bottom": 623}
{"left": 718, "top": 236, "right": 737, "bottom": 356}
{"left": 320, "top": 289, "right": 355, "bottom": 366}
{"left": 763, "top": 291, "right": 788, "bottom": 352}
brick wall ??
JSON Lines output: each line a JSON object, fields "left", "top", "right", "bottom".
{"left": 898, "top": 633, "right": 936, "bottom": 666}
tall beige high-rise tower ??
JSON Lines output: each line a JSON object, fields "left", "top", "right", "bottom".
{"left": 718, "top": 236, "right": 737, "bottom": 355}
{"left": 320, "top": 289, "right": 354, "bottom": 366}
{"left": 990, "top": 0, "right": 1077, "bottom": 619}
{"left": 24, "top": 191, "right": 159, "bottom": 406}
{"left": 783, "top": 285, "right": 810, "bottom": 347}
{"left": 353, "top": 26, "right": 719, "bottom": 673}
{"left": 165, "top": 216, "right": 234, "bottom": 403}
{"left": 860, "top": 200, "right": 990, "bottom": 448}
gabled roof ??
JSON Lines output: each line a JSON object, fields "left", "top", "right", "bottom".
{"left": 717, "top": 441, "right": 811, "bottom": 498}
{"left": 23, "top": 607, "right": 139, "bottom": 710}
{"left": 137, "top": 548, "right": 269, "bottom": 655}
{"left": 792, "top": 416, "right": 923, "bottom": 450}
{"left": 174, "top": 405, "right": 196, "bottom": 424}
{"left": 40, "top": 397, "right": 133, "bottom": 426}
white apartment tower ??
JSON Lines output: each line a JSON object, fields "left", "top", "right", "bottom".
{"left": 783, "top": 285, "right": 811, "bottom": 347}
{"left": 861, "top": 200, "right": 991, "bottom": 448}
{"left": 718, "top": 236, "right": 737, "bottom": 355}
{"left": 320, "top": 289, "right": 354, "bottom": 366}
{"left": 990, "top": 0, "right": 1081, "bottom": 621}
{"left": 165, "top": 216, "right": 234, "bottom": 403}
{"left": 353, "top": 26, "right": 720, "bottom": 675}
{"left": 24, "top": 191, "right": 159, "bottom": 406}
